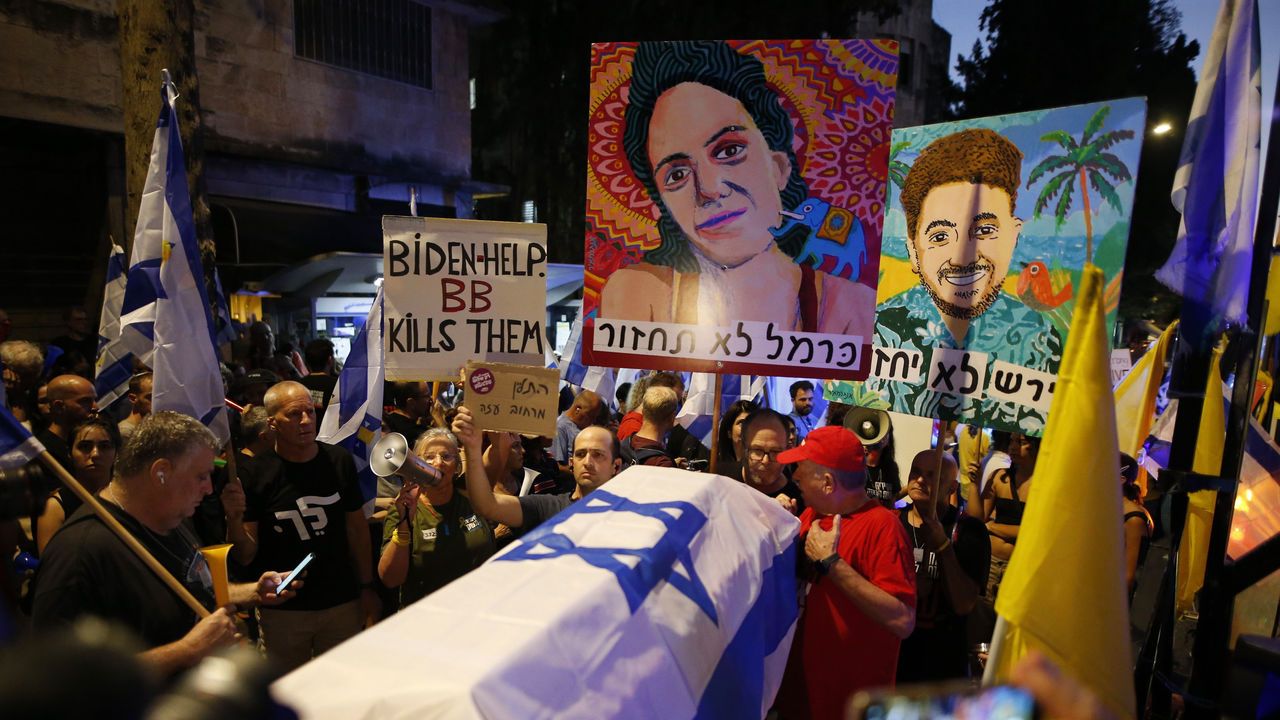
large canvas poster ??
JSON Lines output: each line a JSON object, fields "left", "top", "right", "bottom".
{"left": 582, "top": 39, "right": 898, "bottom": 378}
{"left": 825, "top": 98, "right": 1147, "bottom": 435}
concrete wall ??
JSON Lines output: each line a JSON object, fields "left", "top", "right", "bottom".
{"left": 850, "top": 0, "right": 952, "bottom": 127}
{"left": 0, "top": 0, "right": 473, "bottom": 181}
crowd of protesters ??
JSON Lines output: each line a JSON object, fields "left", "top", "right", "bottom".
{"left": 0, "top": 309, "right": 1135, "bottom": 718}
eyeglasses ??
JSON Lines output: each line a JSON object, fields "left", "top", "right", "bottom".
{"left": 421, "top": 452, "right": 458, "bottom": 464}
{"left": 748, "top": 447, "right": 785, "bottom": 462}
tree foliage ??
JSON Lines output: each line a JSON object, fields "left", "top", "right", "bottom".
{"left": 953, "top": 0, "right": 1199, "bottom": 325}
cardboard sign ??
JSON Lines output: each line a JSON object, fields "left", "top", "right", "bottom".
{"left": 581, "top": 39, "right": 898, "bottom": 379}
{"left": 825, "top": 98, "right": 1147, "bottom": 436}
{"left": 383, "top": 217, "right": 548, "bottom": 381}
{"left": 464, "top": 361, "right": 559, "bottom": 437}
{"left": 1110, "top": 349, "right": 1133, "bottom": 387}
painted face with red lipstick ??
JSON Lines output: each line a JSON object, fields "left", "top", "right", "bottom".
{"left": 646, "top": 82, "right": 792, "bottom": 268}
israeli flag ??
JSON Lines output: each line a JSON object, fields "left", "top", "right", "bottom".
{"left": 677, "top": 372, "right": 767, "bottom": 445}
{"left": 273, "top": 468, "right": 799, "bottom": 719}
{"left": 122, "top": 72, "right": 229, "bottom": 445}
{"left": 559, "top": 317, "right": 617, "bottom": 407}
{"left": 94, "top": 243, "right": 134, "bottom": 409}
{"left": 1155, "top": 0, "right": 1261, "bottom": 339}
{"left": 318, "top": 288, "right": 384, "bottom": 510}
{"left": 0, "top": 404, "right": 44, "bottom": 470}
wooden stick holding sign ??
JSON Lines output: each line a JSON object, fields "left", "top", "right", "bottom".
{"left": 708, "top": 373, "right": 724, "bottom": 474}
{"left": 463, "top": 361, "right": 560, "bottom": 438}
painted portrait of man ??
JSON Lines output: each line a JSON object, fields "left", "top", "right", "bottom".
{"left": 897, "top": 129, "right": 1030, "bottom": 345}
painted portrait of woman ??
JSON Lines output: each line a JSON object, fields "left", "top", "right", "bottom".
{"left": 596, "top": 41, "right": 882, "bottom": 335}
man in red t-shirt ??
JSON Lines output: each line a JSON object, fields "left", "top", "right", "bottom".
{"left": 775, "top": 425, "right": 917, "bottom": 720}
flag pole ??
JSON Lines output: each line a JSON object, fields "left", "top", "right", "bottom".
{"left": 708, "top": 372, "right": 724, "bottom": 471}
{"left": 36, "top": 451, "right": 210, "bottom": 618}
{"left": 1184, "top": 48, "right": 1280, "bottom": 714}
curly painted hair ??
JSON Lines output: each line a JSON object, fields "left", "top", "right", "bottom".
{"left": 899, "top": 128, "right": 1023, "bottom": 240}
{"left": 623, "top": 41, "right": 809, "bottom": 272}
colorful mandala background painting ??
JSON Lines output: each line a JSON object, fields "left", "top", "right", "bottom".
{"left": 584, "top": 39, "right": 898, "bottom": 318}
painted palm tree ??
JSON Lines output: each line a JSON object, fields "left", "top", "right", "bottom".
{"left": 887, "top": 139, "right": 912, "bottom": 201}
{"left": 1027, "top": 105, "right": 1135, "bottom": 261}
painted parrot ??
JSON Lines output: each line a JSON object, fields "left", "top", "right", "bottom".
{"left": 771, "top": 197, "right": 868, "bottom": 280}
{"left": 1016, "top": 260, "right": 1074, "bottom": 312}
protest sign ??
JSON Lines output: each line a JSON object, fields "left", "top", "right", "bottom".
{"left": 824, "top": 98, "right": 1146, "bottom": 435}
{"left": 581, "top": 39, "right": 897, "bottom": 379}
{"left": 383, "top": 217, "right": 548, "bottom": 381}
{"left": 463, "top": 361, "right": 559, "bottom": 437}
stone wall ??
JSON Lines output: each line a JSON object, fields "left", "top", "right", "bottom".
{"left": 0, "top": 0, "right": 473, "bottom": 180}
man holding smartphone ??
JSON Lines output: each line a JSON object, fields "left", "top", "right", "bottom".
{"left": 227, "top": 381, "right": 378, "bottom": 672}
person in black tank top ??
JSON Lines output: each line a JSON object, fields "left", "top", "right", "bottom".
{"left": 1120, "top": 452, "right": 1153, "bottom": 597}
{"left": 977, "top": 433, "right": 1039, "bottom": 607}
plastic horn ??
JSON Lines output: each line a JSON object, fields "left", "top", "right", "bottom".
{"left": 199, "top": 543, "right": 234, "bottom": 607}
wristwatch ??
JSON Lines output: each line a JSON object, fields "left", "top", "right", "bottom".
{"left": 815, "top": 552, "right": 840, "bottom": 576}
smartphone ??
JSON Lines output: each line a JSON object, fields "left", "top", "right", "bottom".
{"left": 685, "top": 459, "right": 709, "bottom": 472}
{"left": 850, "top": 682, "right": 1038, "bottom": 720}
{"left": 277, "top": 552, "right": 315, "bottom": 594}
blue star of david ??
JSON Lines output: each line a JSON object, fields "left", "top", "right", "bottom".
{"left": 494, "top": 489, "right": 719, "bottom": 626}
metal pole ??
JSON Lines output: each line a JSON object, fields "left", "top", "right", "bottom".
{"left": 1184, "top": 42, "right": 1280, "bottom": 712}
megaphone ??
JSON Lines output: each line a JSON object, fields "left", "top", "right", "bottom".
{"left": 843, "top": 407, "right": 891, "bottom": 446}
{"left": 370, "top": 432, "right": 444, "bottom": 487}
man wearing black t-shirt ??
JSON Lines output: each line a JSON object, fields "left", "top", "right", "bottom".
{"left": 737, "top": 409, "right": 805, "bottom": 515}
{"left": 299, "top": 339, "right": 338, "bottom": 412}
{"left": 896, "top": 449, "right": 989, "bottom": 682}
{"left": 228, "top": 381, "right": 377, "bottom": 672}
{"left": 383, "top": 381, "right": 434, "bottom": 447}
{"left": 33, "top": 412, "right": 299, "bottom": 676}
{"left": 455, "top": 407, "right": 621, "bottom": 533}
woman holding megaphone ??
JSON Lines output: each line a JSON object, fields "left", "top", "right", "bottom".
{"left": 377, "top": 428, "right": 496, "bottom": 609}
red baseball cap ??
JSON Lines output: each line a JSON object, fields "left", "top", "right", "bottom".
{"left": 776, "top": 425, "right": 866, "bottom": 472}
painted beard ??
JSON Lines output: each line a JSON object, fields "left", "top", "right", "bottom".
{"left": 920, "top": 257, "right": 1001, "bottom": 320}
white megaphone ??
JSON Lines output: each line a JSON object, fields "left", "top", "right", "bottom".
{"left": 369, "top": 432, "right": 444, "bottom": 487}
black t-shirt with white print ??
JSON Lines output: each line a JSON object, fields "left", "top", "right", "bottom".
{"left": 243, "top": 442, "right": 363, "bottom": 611}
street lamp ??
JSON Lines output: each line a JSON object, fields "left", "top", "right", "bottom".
{"left": 1152, "top": 121, "right": 1173, "bottom": 136}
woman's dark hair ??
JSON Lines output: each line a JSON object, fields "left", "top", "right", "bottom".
{"left": 623, "top": 41, "right": 810, "bottom": 272}
{"left": 1120, "top": 452, "right": 1142, "bottom": 502}
{"left": 71, "top": 417, "right": 122, "bottom": 454}
{"left": 867, "top": 427, "right": 900, "bottom": 493}
{"left": 716, "top": 399, "right": 758, "bottom": 463}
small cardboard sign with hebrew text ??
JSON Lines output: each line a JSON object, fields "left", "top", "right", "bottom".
{"left": 463, "top": 361, "right": 559, "bottom": 437}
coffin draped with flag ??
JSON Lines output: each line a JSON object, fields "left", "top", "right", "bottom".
{"left": 272, "top": 467, "right": 799, "bottom": 719}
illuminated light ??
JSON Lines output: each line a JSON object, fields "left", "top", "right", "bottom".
{"left": 1245, "top": 488, "right": 1254, "bottom": 502}
{"left": 1232, "top": 527, "right": 1244, "bottom": 539}
{"left": 1235, "top": 497, "right": 1246, "bottom": 511}
{"left": 1152, "top": 122, "right": 1173, "bottom": 135}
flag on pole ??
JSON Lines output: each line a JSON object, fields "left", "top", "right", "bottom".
{"left": 318, "top": 289, "right": 384, "bottom": 510}
{"left": 559, "top": 318, "right": 616, "bottom": 406}
{"left": 94, "top": 243, "right": 135, "bottom": 408}
{"left": 0, "top": 404, "right": 43, "bottom": 470}
{"left": 985, "top": 265, "right": 1135, "bottom": 719}
{"left": 211, "top": 266, "right": 239, "bottom": 347}
{"left": 1114, "top": 322, "right": 1176, "bottom": 458}
{"left": 124, "top": 72, "right": 229, "bottom": 445}
{"left": 1177, "top": 349, "right": 1227, "bottom": 613}
{"left": 1154, "top": 0, "right": 1261, "bottom": 340}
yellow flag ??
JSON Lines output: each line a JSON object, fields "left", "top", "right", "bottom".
{"left": 989, "top": 265, "right": 1135, "bottom": 719}
{"left": 1114, "top": 321, "right": 1178, "bottom": 457}
{"left": 1176, "top": 346, "right": 1226, "bottom": 613}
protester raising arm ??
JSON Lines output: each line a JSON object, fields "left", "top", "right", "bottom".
{"left": 453, "top": 406, "right": 525, "bottom": 529}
